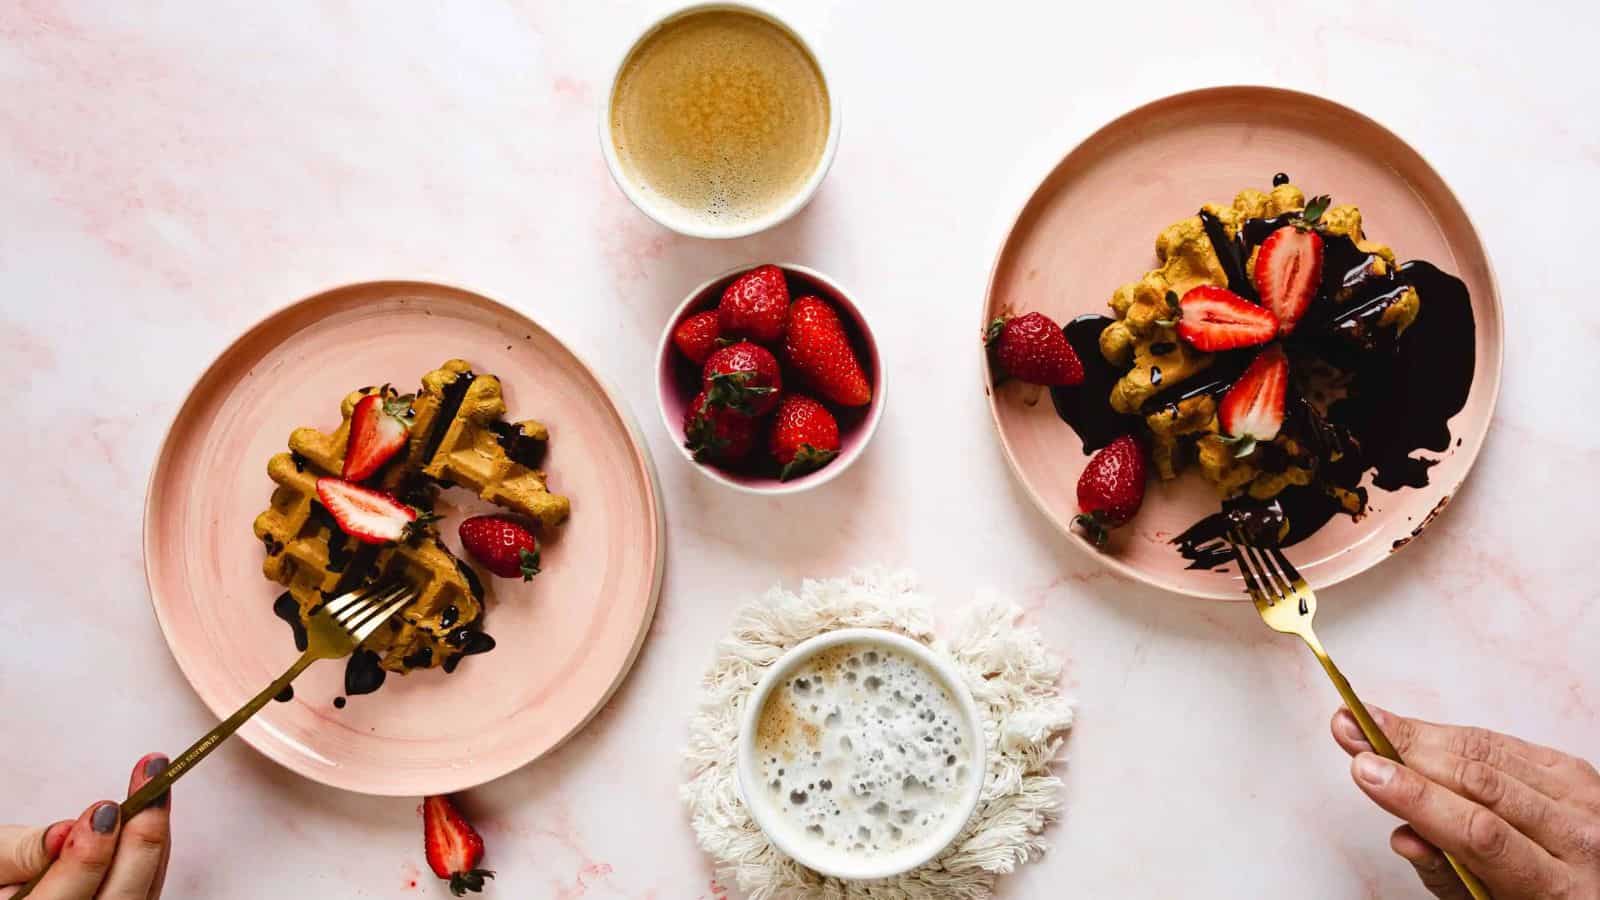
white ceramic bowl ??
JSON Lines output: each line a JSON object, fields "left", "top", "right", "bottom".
{"left": 656, "top": 263, "right": 885, "bottom": 494}
{"left": 598, "top": 2, "right": 842, "bottom": 239}
{"left": 736, "top": 628, "right": 987, "bottom": 880}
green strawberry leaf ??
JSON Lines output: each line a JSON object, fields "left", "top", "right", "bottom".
{"left": 518, "top": 547, "right": 541, "bottom": 581}
{"left": 1301, "top": 195, "right": 1331, "bottom": 227}
{"left": 779, "top": 443, "right": 839, "bottom": 482}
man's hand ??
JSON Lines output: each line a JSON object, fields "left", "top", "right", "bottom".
{"left": 1332, "top": 707, "right": 1600, "bottom": 899}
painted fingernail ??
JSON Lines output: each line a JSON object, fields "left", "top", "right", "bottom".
{"left": 91, "top": 802, "right": 119, "bottom": 834}
{"left": 1356, "top": 754, "right": 1395, "bottom": 787}
{"left": 144, "top": 756, "right": 171, "bottom": 808}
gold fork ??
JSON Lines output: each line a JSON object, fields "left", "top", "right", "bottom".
{"left": 13, "top": 580, "right": 415, "bottom": 899}
{"left": 1226, "top": 529, "right": 1490, "bottom": 900}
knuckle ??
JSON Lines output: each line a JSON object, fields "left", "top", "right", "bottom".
{"left": 1450, "top": 727, "right": 1497, "bottom": 763}
{"left": 1570, "top": 822, "right": 1600, "bottom": 860}
{"left": 1456, "top": 759, "right": 1504, "bottom": 805}
{"left": 1463, "top": 805, "right": 1510, "bottom": 860}
{"left": 6, "top": 832, "right": 43, "bottom": 876}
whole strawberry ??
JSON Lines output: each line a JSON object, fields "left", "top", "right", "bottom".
{"left": 986, "top": 312, "right": 1084, "bottom": 386}
{"left": 770, "top": 394, "right": 840, "bottom": 481}
{"left": 683, "top": 390, "right": 757, "bottom": 463}
{"left": 1073, "top": 435, "right": 1147, "bottom": 547}
{"left": 718, "top": 264, "right": 790, "bottom": 345}
{"left": 423, "top": 794, "right": 494, "bottom": 897}
{"left": 702, "top": 341, "right": 782, "bottom": 416}
{"left": 672, "top": 309, "right": 723, "bottom": 366}
{"left": 458, "top": 515, "right": 541, "bottom": 580}
{"left": 784, "top": 296, "right": 872, "bottom": 407}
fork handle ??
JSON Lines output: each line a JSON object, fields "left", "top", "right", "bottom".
{"left": 1302, "top": 631, "right": 1492, "bottom": 900}
{"left": 10, "top": 652, "right": 316, "bottom": 900}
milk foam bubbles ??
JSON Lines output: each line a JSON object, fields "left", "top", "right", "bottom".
{"left": 752, "top": 641, "right": 975, "bottom": 860}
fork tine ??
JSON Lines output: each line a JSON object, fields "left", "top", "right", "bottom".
{"left": 1224, "top": 530, "right": 1269, "bottom": 603}
{"left": 1253, "top": 543, "right": 1299, "bottom": 601}
{"left": 1233, "top": 530, "right": 1292, "bottom": 605}
{"left": 325, "top": 581, "right": 386, "bottom": 618}
{"left": 338, "top": 582, "right": 405, "bottom": 628}
{"left": 351, "top": 593, "right": 412, "bottom": 643}
{"left": 1266, "top": 544, "right": 1308, "bottom": 588}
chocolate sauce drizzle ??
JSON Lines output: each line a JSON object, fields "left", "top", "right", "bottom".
{"left": 1050, "top": 179, "right": 1477, "bottom": 566}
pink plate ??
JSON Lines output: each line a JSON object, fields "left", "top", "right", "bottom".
{"left": 144, "top": 281, "right": 664, "bottom": 795}
{"left": 984, "top": 87, "right": 1503, "bottom": 600}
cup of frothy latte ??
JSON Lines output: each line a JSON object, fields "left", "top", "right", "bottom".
{"left": 600, "top": 3, "right": 839, "bottom": 239}
{"left": 737, "top": 629, "right": 986, "bottom": 879}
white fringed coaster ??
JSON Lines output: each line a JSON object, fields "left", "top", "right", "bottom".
{"left": 682, "top": 571, "right": 1075, "bottom": 899}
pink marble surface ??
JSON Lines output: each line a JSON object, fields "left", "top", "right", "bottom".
{"left": 2, "top": 1, "right": 1596, "bottom": 897}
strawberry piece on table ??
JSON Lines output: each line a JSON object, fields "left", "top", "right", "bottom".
{"left": 702, "top": 341, "right": 782, "bottom": 416}
{"left": 770, "top": 394, "right": 840, "bottom": 481}
{"left": 342, "top": 386, "right": 414, "bottom": 482}
{"left": 458, "top": 515, "right": 541, "bottom": 581}
{"left": 683, "top": 390, "right": 757, "bottom": 464}
{"left": 986, "top": 311, "right": 1084, "bottom": 386}
{"left": 1073, "top": 434, "right": 1148, "bottom": 547}
{"left": 784, "top": 296, "right": 872, "bottom": 407}
{"left": 423, "top": 795, "right": 494, "bottom": 897}
{"left": 672, "top": 309, "right": 723, "bottom": 366}
{"left": 1175, "top": 285, "right": 1280, "bottom": 352}
{"left": 315, "top": 477, "right": 422, "bottom": 545}
{"left": 1253, "top": 196, "right": 1329, "bottom": 335}
{"left": 717, "top": 264, "right": 790, "bottom": 345}
{"left": 1217, "top": 345, "right": 1289, "bottom": 456}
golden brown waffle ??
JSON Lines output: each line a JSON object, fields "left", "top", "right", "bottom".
{"left": 252, "top": 359, "right": 570, "bottom": 681}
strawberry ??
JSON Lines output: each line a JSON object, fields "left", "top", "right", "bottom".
{"left": 683, "top": 390, "right": 757, "bottom": 463}
{"left": 342, "top": 386, "right": 414, "bottom": 482}
{"left": 1073, "top": 435, "right": 1148, "bottom": 547}
{"left": 770, "top": 394, "right": 840, "bottom": 481}
{"left": 702, "top": 341, "right": 782, "bottom": 416}
{"left": 1217, "top": 345, "right": 1289, "bottom": 456}
{"left": 783, "top": 296, "right": 872, "bottom": 407}
{"left": 718, "top": 264, "right": 790, "bottom": 345}
{"left": 985, "top": 311, "right": 1084, "bottom": 386}
{"left": 458, "top": 515, "right": 540, "bottom": 580}
{"left": 1175, "top": 285, "right": 1280, "bottom": 352}
{"left": 423, "top": 795, "right": 494, "bottom": 897}
{"left": 672, "top": 309, "right": 723, "bottom": 366}
{"left": 1253, "top": 196, "right": 1329, "bottom": 336}
{"left": 315, "top": 477, "right": 425, "bottom": 544}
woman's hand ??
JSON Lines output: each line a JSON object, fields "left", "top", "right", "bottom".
{"left": 0, "top": 754, "right": 172, "bottom": 899}
{"left": 1332, "top": 706, "right": 1600, "bottom": 899}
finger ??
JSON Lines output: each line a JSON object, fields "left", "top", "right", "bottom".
{"left": 100, "top": 755, "right": 171, "bottom": 900}
{"left": 1391, "top": 825, "right": 1471, "bottom": 900}
{"left": 1400, "top": 744, "right": 1583, "bottom": 857}
{"left": 1331, "top": 707, "right": 1373, "bottom": 755}
{"left": 1351, "top": 752, "right": 1569, "bottom": 898}
{"left": 1363, "top": 704, "right": 1587, "bottom": 800}
{"left": 0, "top": 822, "right": 72, "bottom": 884}
{"left": 30, "top": 801, "right": 120, "bottom": 899}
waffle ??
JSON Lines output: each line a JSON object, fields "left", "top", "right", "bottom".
{"left": 252, "top": 358, "right": 570, "bottom": 681}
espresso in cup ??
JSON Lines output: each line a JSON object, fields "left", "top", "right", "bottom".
{"left": 607, "top": 6, "right": 832, "bottom": 234}
{"left": 752, "top": 641, "right": 977, "bottom": 862}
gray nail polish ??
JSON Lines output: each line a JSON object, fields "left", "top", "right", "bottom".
{"left": 144, "top": 756, "right": 171, "bottom": 808}
{"left": 91, "top": 802, "right": 119, "bottom": 834}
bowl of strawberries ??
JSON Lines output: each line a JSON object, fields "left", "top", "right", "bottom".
{"left": 656, "top": 263, "right": 884, "bottom": 493}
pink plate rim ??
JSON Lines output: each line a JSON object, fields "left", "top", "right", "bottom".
{"left": 140, "top": 279, "right": 666, "bottom": 794}
{"left": 981, "top": 84, "right": 1505, "bottom": 600}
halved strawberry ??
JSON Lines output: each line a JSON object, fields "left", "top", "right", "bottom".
{"left": 1217, "top": 345, "right": 1289, "bottom": 456}
{"left": 1254, "top": 225, "right": 1324, "bottom": 336}
{"left": 315, "top": 477, "right": 423, "bottom": 544}
{"left": 1175, "top": 286, "right": 1280, "bottom": 352}
{"left": 423, "top": 795, "right": 494, "bottom": 897}
{"left": 342, "top": 386, "right": 414, "bottom": 482}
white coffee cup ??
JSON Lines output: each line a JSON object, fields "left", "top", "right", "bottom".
{"left": 736, "top": 628, "right": 987, "bottom": 880}
{"left": 598, "top": 2, "right": 841, "bottom": 240}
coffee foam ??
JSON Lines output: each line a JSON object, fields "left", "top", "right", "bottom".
{"left": 752, "top": 642, "right": 975, "bottom": 861}
{"left": 609, "top": 8, "right": 829, "bottom": 229}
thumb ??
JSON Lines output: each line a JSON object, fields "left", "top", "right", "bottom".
{"left": 0, "top": 821, "right": 72, "bottom": 885}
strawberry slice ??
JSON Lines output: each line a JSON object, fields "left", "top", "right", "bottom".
{"left": 342, "top": 386, "right": 413, "bottom": 482}
{"left": 1254, "top": 225, "right": 1324, "bottom": 335}
{"left": 1217, "top": 346, "right": 1289, "bottom": 456}
{"left": 423, "top": 795, "right": 494, "bottom": 896}
{"left": 315, "top": 477, "right": 421, "bottom": 544}
{"left": 1176, "top": 286, "right": 1280, "bottom": 352}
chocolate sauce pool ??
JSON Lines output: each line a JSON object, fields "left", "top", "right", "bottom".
{"left": 1049, "top": 183, "right": 1476, "bottom": 567}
